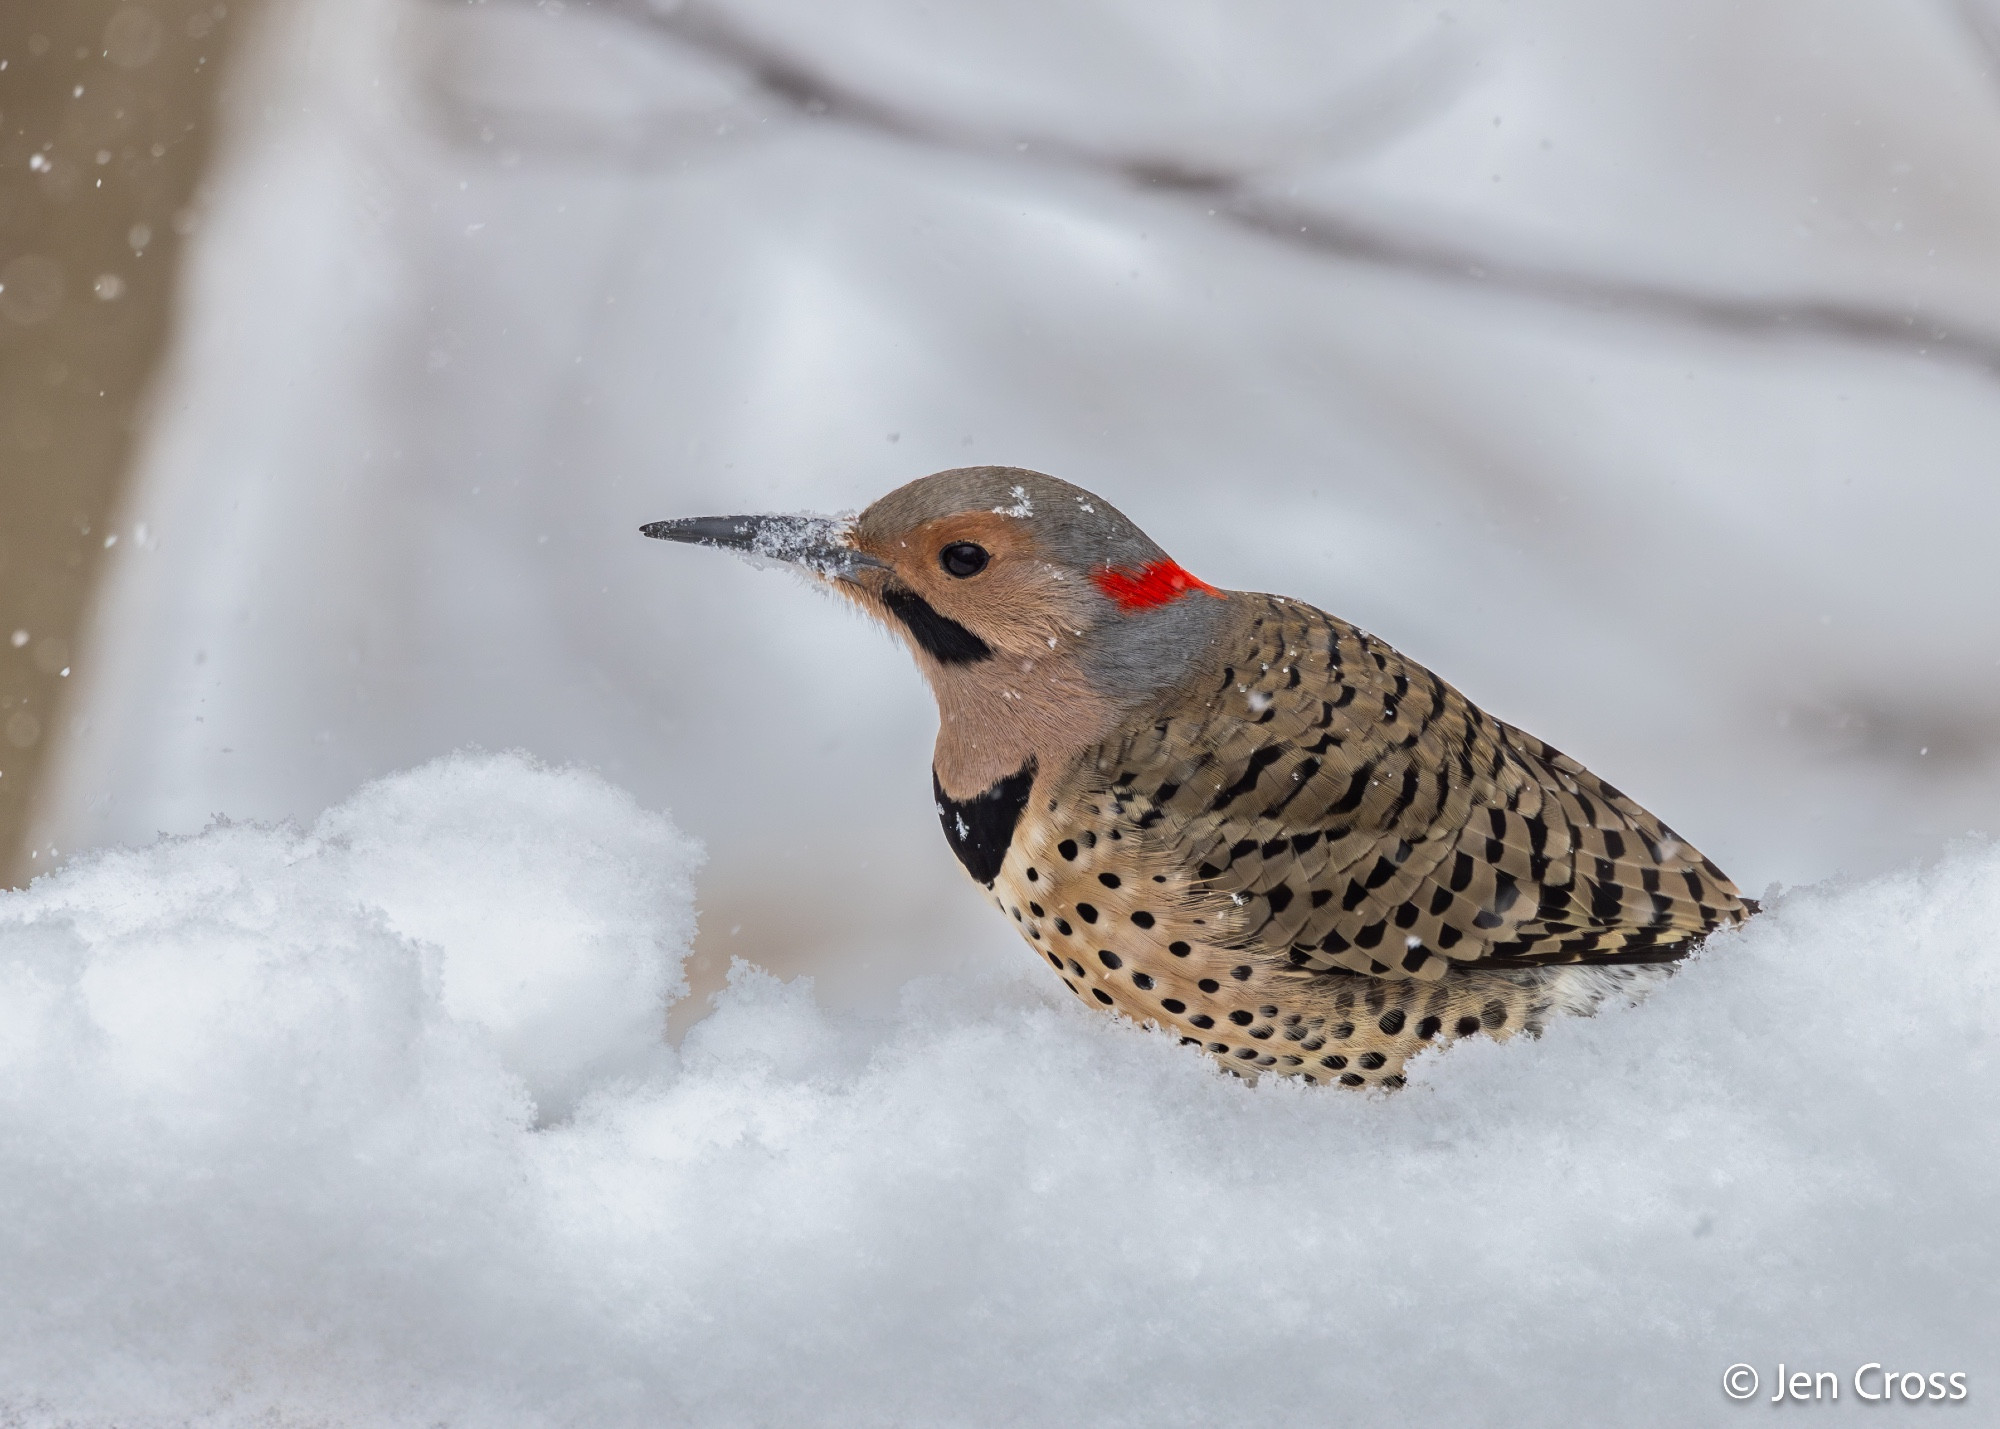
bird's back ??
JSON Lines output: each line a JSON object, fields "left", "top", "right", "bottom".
{"left": 1073, "top": 591, "right": 1753, "bottom": 981}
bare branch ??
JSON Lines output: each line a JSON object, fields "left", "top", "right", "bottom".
{"left": 441, "top": 0, "right": 2000, "bottom": 377}
{"left": 1216, "top": 196, "right": 1985, "bottom": 367}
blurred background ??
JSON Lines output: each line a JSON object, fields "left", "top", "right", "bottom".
{"left": 7, "top": 0, "right": 2000, "bottom": 1016}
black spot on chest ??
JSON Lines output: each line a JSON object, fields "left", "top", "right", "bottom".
{"left": 884, "top": 586, "right": 991, "bottom": 665}
{"left": 935, "top": 759, "right": 1036, "bottom": 885}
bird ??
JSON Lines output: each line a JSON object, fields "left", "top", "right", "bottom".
{"left": 644, "top": 466, "right": 1753, "bottom": 1088}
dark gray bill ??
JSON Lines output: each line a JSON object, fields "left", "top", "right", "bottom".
{"left": 640, "top": 512, "right": 880, "bottom": 578}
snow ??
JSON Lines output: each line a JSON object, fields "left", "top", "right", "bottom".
{"left": 4, "top": 752, "right": 1995, "bottom": 1426}
{"left": 742, "top": 513, "right": 867, "bottom": 578}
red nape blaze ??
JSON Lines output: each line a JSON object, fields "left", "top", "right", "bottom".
{"left": 1091, "top": 560, "right": 1224, "bottom": 612}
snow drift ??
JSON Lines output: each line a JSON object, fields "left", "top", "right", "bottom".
{"left": 2, "top": 753, "right": 1993, "bottom": 1426}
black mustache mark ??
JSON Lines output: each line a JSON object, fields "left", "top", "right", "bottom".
{"left": 883, "top": 586, "right": 992, "bottom": 665}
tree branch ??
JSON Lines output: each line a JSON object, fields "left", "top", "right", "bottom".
{"left": 439, "top": 0, "right": 2000, "bottom": 377}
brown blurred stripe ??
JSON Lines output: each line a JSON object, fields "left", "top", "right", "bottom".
{"left": 0, "top": 0, "right": 254, "bottom": 885}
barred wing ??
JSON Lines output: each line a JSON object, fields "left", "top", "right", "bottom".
{"left": 1087, "top": 595, "right": 1751, "bottom": 980}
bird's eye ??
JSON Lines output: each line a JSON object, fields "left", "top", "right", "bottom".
{"left": 939, "top": 542, "right": 989, "bottom": 578}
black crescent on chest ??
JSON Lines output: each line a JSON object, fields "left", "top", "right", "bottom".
{"left": 934, "top": 759, "right": 1036, "bottom": 886}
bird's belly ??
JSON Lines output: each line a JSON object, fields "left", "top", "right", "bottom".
{"left": 985, "top": 804, "right": 1667, "bottom": 1088}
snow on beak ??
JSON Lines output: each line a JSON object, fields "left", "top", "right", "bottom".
{"left": 640, "top": 513, "right": 883, "bottom": 581}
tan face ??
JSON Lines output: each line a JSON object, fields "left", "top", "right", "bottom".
{"left": 840, "top": 511, "right": 1092, "bottom": 666}
{"left": 638, "top": 468, "right": 1216, "bottom": 799}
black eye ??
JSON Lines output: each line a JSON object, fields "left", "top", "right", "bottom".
{"left": 939, "top": 542, "right": 989, "bottom": 578}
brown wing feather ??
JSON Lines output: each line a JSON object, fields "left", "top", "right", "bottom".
{"left": 1083, "top": 595, "right": 1752, "bottom": 981}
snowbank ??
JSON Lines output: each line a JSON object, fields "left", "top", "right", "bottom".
{"left": 3, "top": 753, "right": 1993, "bottom": 1426}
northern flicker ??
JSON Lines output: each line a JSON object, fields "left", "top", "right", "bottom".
{"left": 645, "top": 467, "right": 1753, "bottom": 1088}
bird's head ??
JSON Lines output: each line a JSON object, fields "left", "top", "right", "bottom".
{"left": 645, "top": 467, "right": 1234, "bottom": 790}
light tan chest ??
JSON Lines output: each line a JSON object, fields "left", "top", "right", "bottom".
{"left": 983, "top": 795, "right": 1335, "bottom": 1075}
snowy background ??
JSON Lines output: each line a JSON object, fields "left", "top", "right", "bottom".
{"left": 10, "top": 0, "right": 2000, "bottom": 1421}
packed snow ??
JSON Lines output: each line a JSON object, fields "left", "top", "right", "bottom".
{"left": 4, "top": 752, "right": 1993, "bottom": 1426}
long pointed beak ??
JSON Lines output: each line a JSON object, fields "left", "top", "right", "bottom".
{"left": 640, "top": 513, "right": 883, "bottom": 580}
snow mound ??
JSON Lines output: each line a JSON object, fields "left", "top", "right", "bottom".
{"left": 2, "top": 754, "right": 1993, "bottom": 1426}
